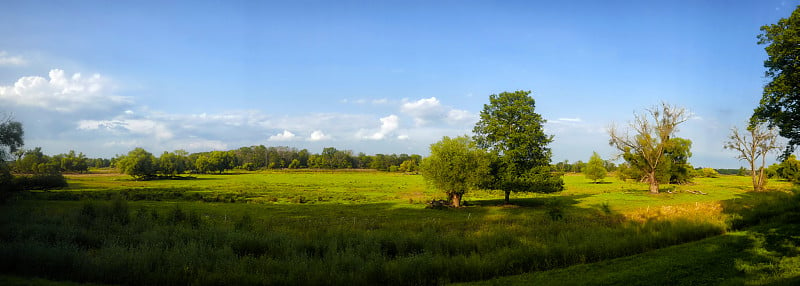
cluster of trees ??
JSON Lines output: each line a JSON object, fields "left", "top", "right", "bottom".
{"left": 0, "top": 118, "right": 67, "bottom": 192}
{"left": 12, "top": 148, "right": 91, "bottom": 174}
{"left": 553, "top": 158, "right": 617, "bottom": 173}
{"left": 421, "top": 90, "right": 564, "bottom": 207}
{"left": 112, "top": 146, "right": 423, "bottom": 180}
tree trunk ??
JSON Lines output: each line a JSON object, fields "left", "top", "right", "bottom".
{"left": 451, "top": 193, "right": 463, "bottom": 208}
{"left": 504, "top": 191, "right": 510, "bottom": 205}
{"left": 750, "top": 162, "right": 759, "bottom": 192}
{"left": 647, "top": 171, "right": 659, "bottom": 194}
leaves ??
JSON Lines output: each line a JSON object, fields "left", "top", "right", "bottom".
{"left": 753, "top": 6, "right": 800, "bottom": 156}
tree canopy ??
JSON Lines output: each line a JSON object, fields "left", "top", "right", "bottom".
{"left": 753, "top": 6, "right": 800, "bottom": 157}
{"left": 0, "top": 117, "right": 24, "bottom": 161}
{"left": 420, "top": 136, "right": 491, "bottom": 207}
{"left": 472, "top": 90, "right": 563, "bottom": 204}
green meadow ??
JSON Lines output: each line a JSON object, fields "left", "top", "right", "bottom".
{"left": 1, "top": 170, "right": 798, "bottom": 285}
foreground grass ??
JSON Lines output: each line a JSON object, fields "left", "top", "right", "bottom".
{"left": 0, "top": 171, "right": 795, "bottom": 285}
{"left": 462, "top": 187, "right": 800, "bottom": 285}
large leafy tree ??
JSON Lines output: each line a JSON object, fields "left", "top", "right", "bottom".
{"left": 609, "top": 102, "right": 690, "bottom": 194}
{"left": 753, "top": 6, "right": 800, "bottom": 157}
{"left": 724, "top": 123, "right": 782, "bottom": 191}
{"left": 117, "top": 148, "right": 157, "bottom": 180}
{"left": 473, "top": 90, "right": 563, "bottom": 204}
{"left": 420, "top": 136, "right": 491, "bottom": 207}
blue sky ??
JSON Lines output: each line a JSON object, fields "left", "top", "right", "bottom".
{"left": 0, "top": 0, "right": 795, "bottom": 168}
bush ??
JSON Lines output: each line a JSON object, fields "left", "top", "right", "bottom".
{"left": 700, "top": 168, "right": 719, "bottom": 178}
{"left": 12, "top": 173, "right": 68, "bottom": 190}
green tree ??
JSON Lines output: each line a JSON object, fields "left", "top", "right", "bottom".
{"left": 609, "top": 102, "right": 690, "bottom": 194}
{"left": 158, "top": 150, "right": 187, "bottom": 177}
{"left": 0, "top": 117, "right": 23, "bottom": 192}
{"left": 661, "top": 137, "right": 694, "bottom": 184}
{"left": 117, "top": 148, "right": 157, "bottom": 180}
{"left": 472, "top": 90, "right": 563, "bottom": 204}
{"left": 398, "top": 159, "right": 418, "bottom": 173}
{"left": 777, "top": 154, "right": 800, "bottom": 183}
{"left": 753, "top": 6, "right": 800, "bottom": 157}
{"left": 724, "top": 123, "right": 782, "bottom": 191}
{"left": 584, "top": 152, "right": 607, "bottom": 183}
{"left": 420, "top": 136, "right": 491, "bottom": 207}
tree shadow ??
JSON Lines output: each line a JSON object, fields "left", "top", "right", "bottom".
{"left": 466, "top": 194, "right": 591, "bottom": 208}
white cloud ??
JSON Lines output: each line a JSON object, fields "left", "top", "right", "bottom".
{"left": 0, "top": 69, "right": 130, "bottom": 113}
{"left": 401, "top": 97, "right": 444, "bottom": 126}
{"left": 557, "top": 117, "right": 582, "bottom": 122}
{"left": 308, "top": 130, "right": 331, "bottom": 141}
{"left": 361, "top": 114, "right": 399, "bottom": 140}
{"left": 77, "top": 119, "right": 173, "bottom": 140}
{"left": 401, "top": 97, "right": 476, "bottom": 126}
{"left": 269, "top": 130, "right": 297, "bottom": 141}
{"left": 0, "top": 51, "right": 26, "bottom": 66}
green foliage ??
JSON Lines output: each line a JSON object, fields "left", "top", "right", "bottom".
{"left": 472, "top": 90, "right": 561, "bottom": 202}
{"left": 116, "top": 148, "right": 157, "bottom": 180}
{"left": 699, "top": 167, "right": 720, "bottom": 178}
{"left": 753, "top": 5, "right": 800, "bottom": 157}
{"left": 398, "top": 160, "right": 418, "bottom": 173}
{"left": 777, "top": 154, "right": 800, "bottom": 183}
{"left": 158, "top": 150, "right": 188, "bottom": 176}
{"left": 0, "top": 117, "right": 23, "bottom": 161}
{"left": 584, "top": 152, "right": 607, "bottom": 183}
{"left": 420, "top": 136, "right": 491, "bottom": 207}
{"left": 12, "top": 174, "right": 68, "bottom": 190}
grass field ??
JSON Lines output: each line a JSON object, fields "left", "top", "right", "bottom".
{"left": 0, "top": 170, "right": 797, "bottom": 285}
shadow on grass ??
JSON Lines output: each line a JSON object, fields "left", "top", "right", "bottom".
{"left": 467, "top": 195, "right": 591, "bottom": 208}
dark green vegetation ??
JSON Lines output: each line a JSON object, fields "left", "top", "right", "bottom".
{"left": 472, "top": 90, "right": 563, "bottom": 204}
{"left": 754, "top": 6, "right": 800, "bottom": 156}
{"left": 0, "top": 172, "right": 796, "bottom": 285}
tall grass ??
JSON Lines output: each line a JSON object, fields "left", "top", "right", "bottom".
{"left": 0, "top": 197, "right": 726, "bottom": 285}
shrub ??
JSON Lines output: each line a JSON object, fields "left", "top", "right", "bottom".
{"left": 12, "top": 173, "right": 68, "bottom": 190}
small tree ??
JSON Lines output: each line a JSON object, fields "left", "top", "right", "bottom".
{"left": 724, "top": 123, "right": 781, "bottom": 191}
{"left": 609, "top": 102, "right": 690, "bottom": 194}
{"left": 420, "top": 136, "right": 491, "bottom": 207}
{"left": 584, "top": 152, "right": 607, "bottom": 183}
{"left": 398, "top": 159, "right": 418, "bottom": 173}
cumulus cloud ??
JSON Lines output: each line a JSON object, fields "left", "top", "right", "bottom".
{"left": 0, "top": 51, "right": 26, "bottom": 66}
{"left": 401, "top": 97, "right": 475, "bottom": 126}
{"left": 401, "top": 97, "right": 444, "bottom": 126}
{"left": 77, "top": 119, "right": 173, "bottom": 140}
{"left": 0, "top": 69, "right": 130, "bottom": 113}
{"left": 269, "top": 130, "right": 297, "bottom": 141}
{"left": 361, "top": 114, "right": 399, "bottom": 140}
{"left": 308, "top": 130, "right": 331, "bottom": 141}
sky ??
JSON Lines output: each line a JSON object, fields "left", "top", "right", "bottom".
{"left": 0, "top": 0, "right": 796, "bottom": 168}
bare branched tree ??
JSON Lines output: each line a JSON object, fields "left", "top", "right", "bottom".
{"left": 724, "top": 123, "right": 781, "bottom": 192}
{"left": 609, "top": 102, "right": 689, "bottom": 194}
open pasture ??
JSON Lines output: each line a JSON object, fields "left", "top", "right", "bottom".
{"left": 0, "top": 171, "right": 796, "bottom": 285}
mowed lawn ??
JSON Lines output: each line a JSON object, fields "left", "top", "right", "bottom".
{"left": 1, "top": 170, "right": 796, "bottom": 285}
